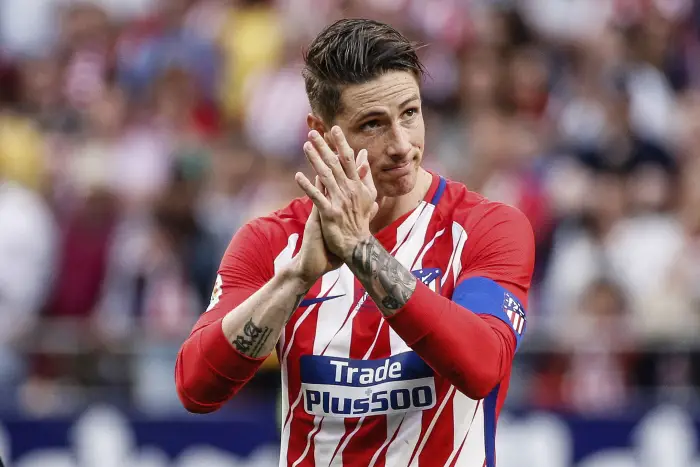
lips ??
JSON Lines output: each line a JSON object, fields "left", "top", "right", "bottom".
{"left": 383, "top": 160, "right": 411, "bottom": 172}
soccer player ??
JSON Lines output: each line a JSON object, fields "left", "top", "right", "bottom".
{"left": 175, "top": 19, "right": 534, "bottom": 467}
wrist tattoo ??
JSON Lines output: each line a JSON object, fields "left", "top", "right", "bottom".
{"left": 350, "top": 237, "right": 416, "bottom": 316}
{"left": 293, "top": 289, "right": 309, "bottom": 310}
{"left": 287, "top": 289, "right": 309, "bottom": 320}
{"left": 232, "top": 318, "right": 273, "bottom": 357}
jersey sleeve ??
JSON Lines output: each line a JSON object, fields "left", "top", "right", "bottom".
{"left": 385, "top": 202, "right": 535, "bottom": 400}
{"left": 175, "top": 220, "right": 275, "bottom": 413}
{"left": 453, "top": 202, "right": 535, "bottom": 349}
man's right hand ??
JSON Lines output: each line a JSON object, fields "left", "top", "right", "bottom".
{"left": 291, "top": 176, "right": 343, "bottom": 287}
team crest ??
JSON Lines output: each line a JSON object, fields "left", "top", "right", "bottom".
{"left": 412, "top": 268, "right": 442, "bottom": 293}
{"left": 503, "top": 292, "right": 526, "bottom": 335}
{"left": 206, "top": 274, "right": 223, "bottom": 312}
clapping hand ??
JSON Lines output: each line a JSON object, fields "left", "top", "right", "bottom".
{"left": 295, "top": 127, "right": 379, "bottom": 262}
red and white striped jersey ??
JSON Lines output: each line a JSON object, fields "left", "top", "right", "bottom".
{"left": 181, "top": 171, "right": 535, "bottom": 466}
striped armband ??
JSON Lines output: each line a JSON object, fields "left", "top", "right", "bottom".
{"left": 452, "top": 277, "right": 527, "bottom": 349}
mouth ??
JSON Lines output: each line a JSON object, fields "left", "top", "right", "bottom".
{"left": 383, "top": 160, "right": 412, "bottom": 173}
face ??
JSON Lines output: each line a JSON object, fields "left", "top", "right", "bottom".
{"left": 311, "top": 71, "right": 425, "bottom": 198}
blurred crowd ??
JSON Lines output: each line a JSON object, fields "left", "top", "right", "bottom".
{"left": 1, "top": 0, "right": 699, "bottom": 418}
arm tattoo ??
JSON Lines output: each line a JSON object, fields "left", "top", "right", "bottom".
{"left": 350, "top": 236, "right": 416, "bottom": 317}
{"left": 233, "top": 288, "right": 310, "bottom": 357}
{"left": 232, "top": 318, "right": 273, "bottom": 357}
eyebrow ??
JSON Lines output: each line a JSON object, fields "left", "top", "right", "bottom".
{"left": 355, "top": 94, "right": 421, "bottom": 121}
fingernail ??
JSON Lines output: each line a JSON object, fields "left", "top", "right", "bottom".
{"left": 332, "top": 126, "right": 341, "bottom": 136}
{"left": 303, "top": 141, "right": 312, "bottom": 151}
{"left": 309, "top": 130, "right": 319, "bottom": 139}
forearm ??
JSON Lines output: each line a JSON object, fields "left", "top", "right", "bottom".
{"left": 176, "top": 264, "right": 312, "bottom": 413}
{"left": 346, "top": 237, "right": 515, "bottom": 399}
{"left": 220, "top": 265, "right": 311, "bottom": 358}
{"left": 348, "top": 236, "right": 417, "bottom": 317}
{"left": 386, "top": 281, "right": 515, "bottom": 399}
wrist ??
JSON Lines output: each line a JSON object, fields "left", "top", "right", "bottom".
{"left": 283, "top": 259, "right": 321, "bottom": 291}
{"left": 342, "top": 232, "right": 373, "bottom": 263}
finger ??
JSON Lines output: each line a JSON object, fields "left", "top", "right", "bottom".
{"left": 355, "top": 149, "right": 377, "bottom": 196}
{"left": 355, "top": 149, "right": 369, "bottom": 178}
{"left": 309, "top": 130, "right": 346, "bottom": 185}
{"left": 303, "top": 141, "right": 341, "bottom": 196}
{"left": 358, "top": 163, "right": 370, "bottom": 179}
{"left": 295, "top": 172, "right": 332, "bottom": 211}
{"left": 369, "top": 201, "right": 379, "bottom": 221}
{"left": 331, "top": 126, "right": 359, "bottom": 181}
{"left": 355, "top": 147, "right": 369, "bottom": 169}
{"left": 314, "top": 175, "right": 326, "bottom": 197}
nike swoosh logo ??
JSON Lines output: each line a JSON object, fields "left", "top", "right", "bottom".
{"left": 299, "top": 294, "right": 345, "bottom": 307}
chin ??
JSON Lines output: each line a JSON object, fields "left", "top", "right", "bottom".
{"left": 376, "top": 168, "right": 418, "bottom": 198}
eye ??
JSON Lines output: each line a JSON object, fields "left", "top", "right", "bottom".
{"left": 360, "top": 119, "right": 380, "bottom": 131}
{"left": 404, "top": 107, "right": 419, "bottom": 118}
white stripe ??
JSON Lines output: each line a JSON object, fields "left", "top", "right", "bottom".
{"left": 414, "top": 228, "right": 445, "bottom": 269}
{"left": 362, "top": 319, "right": 384, "bottom": 360}
{"left": 274, "top": 233, "right": 299, "bottom": 270}
{"left": 450, "top": 222, "right": 468, "bottom": 287}
{"left": 451, "top": 402, "right": 485, "bottom": 466}
{"left": 368, "top": 415, "right": 405, "bottom": 467}
{"left": 384, "top": 410, "right": 423, "bottom": 466}
{"left": 395, "top": 203, "right": 428, "bottom": 248}
{"left": 441, "top": 224, "right": 468, "bottom": 288}
{"left": 278, "top": 381, "right": 302, "bottom": 466}
{"left": 408, "top": 385, "right": 457, "bottom": 467}
{"left": 281, "top": 270, "right": 339, "bottom": 363}
{"left": 312, "top": 266, "right": 356, "bottom": 356}
{"left": 312, "top": 266, "right": 357, "bottom": 465}
{"left": 447, "top": 391, "right": 482, "bottom": 466}
{"left": 330, "top": 418, "right": 365, "bottom": 467}
{"left": 389, "top": 203, "right": 436, "bottom": 355}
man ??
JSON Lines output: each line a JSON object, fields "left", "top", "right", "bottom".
{"left": 175, "top": 19, "right": 534, "bottom": 467}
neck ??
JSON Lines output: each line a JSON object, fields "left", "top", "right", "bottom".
{"left": 369, "top": 168, "right": 432, "bottom": 233}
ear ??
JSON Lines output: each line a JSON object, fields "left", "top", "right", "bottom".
{"left": 307, "top": 113, "right": 327, "bottom": 136}
{"left": 307, "top": 113, "right": 337, "bottom": 151}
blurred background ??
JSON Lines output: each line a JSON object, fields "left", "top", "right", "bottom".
{"left": 1, "top": 0, "right": 700, "bottom": 465}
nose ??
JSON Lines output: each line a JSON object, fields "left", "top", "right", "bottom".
{"left": 385, "top": 123, "right": 412, "bottom": 161}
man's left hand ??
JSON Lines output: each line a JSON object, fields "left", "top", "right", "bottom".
{"left": 295, "top": 126, "right": 378, "bottom": 262}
